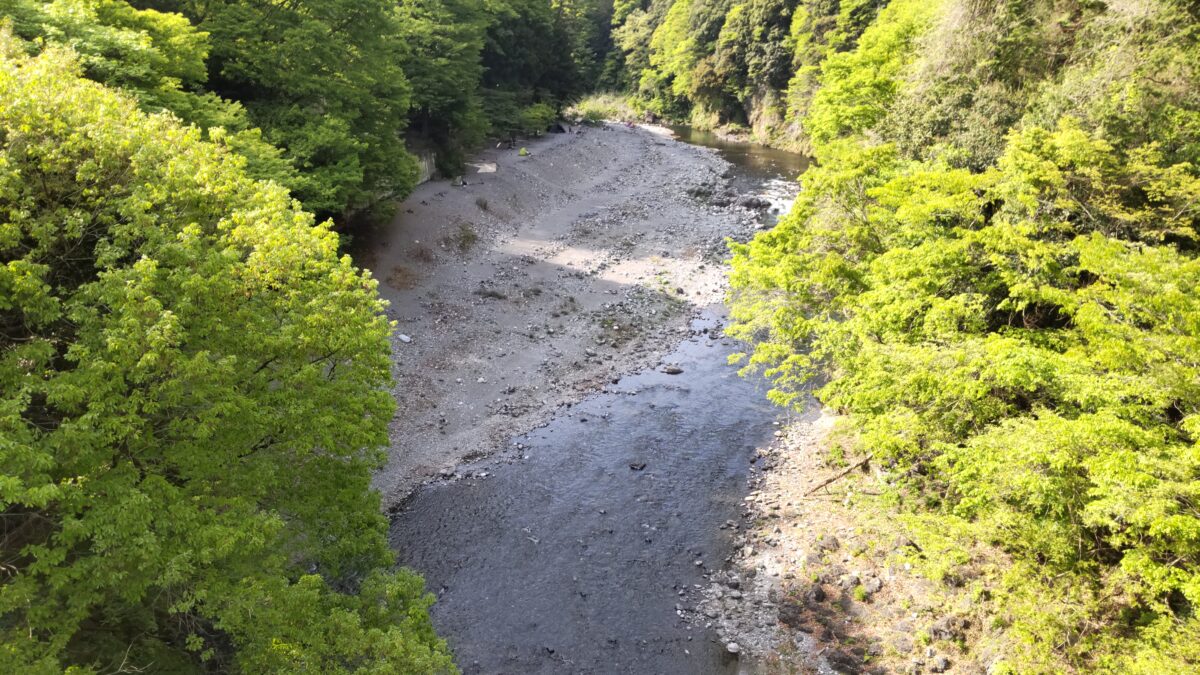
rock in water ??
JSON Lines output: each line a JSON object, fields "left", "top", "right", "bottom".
{"left": 663, "top": 365, "right": 684, "bottom": 374}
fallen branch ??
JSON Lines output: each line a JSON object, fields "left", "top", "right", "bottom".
{"left": 804, "top": 454, "right": 873, "bottom": 497}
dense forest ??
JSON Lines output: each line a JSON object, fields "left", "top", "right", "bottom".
{"left": 724, "top": 0, "right": 1200, "bottom": 671}
{"left": 598, "top": 0, "right": 886, "bottom": 147}
{"left": 0, "top": 0, "right": 617, "bottom": 226}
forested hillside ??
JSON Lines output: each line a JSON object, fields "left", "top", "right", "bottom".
{"left": 724, "top": 0, "right": 1200, "bottom": 671}
{"left": 1, "top": 0, "right": 615, "bottom": 225}
{"left": 602, "top": 0, "right": 890, "bottom": 147}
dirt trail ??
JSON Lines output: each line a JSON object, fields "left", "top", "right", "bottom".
{"left": 360, "top": 124, "right": 765, "bottom": 506}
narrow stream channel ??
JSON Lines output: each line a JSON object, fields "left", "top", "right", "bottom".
{"left": 388, "top": 129, "right": 809, "bottom": 674}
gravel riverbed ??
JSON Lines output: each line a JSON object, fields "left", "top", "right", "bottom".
{"left": 360, "top": 123, "right": 777, "bottom": 507}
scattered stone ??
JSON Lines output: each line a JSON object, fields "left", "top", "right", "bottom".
{"left": 931, "top": 655, "right": 951, "bottom": 673}
{"left": 778, "top": 599, "right": 805, "bottom": 628}
{"left": 629, "top": 462, "right": 647, "bottom": 471}
{"left": 738, "top": 195, "right": 771, "bottom": 210}
{"left": 864, "top": 577, "right": 883, "bottom": 594}
{"left": 818, "top": 535, "right": 841, "bottom": 552}
{"left": 725, "top": 642, "right": 740, "bottom": 655}
{"left": 931, "top": 615, "right": 969, "bottom": 642}
{"left": 398, "top": 334, "right": 412, "bottom": 343}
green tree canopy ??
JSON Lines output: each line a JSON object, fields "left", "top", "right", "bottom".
{"left": 0, "top": 37, "right": 453, "bottom": 673}
{"left": 728, "top": 0, "right": 1200, "bottom": 670}
{"left": 137, "top": 0, "right": 419, "bottom": 221}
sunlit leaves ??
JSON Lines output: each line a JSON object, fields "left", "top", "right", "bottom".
{"left": 0, "top": 43, "right": 452, "bottom": 673}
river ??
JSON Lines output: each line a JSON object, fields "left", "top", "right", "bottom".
{"left": 387, "top": 126, "right": 809, "bottom": 674}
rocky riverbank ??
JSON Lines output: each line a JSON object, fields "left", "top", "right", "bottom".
{"left": 360, "top": 123, "right": 781, "bottom": 507}
{"left": 704, "top": 410, "right": 989, "bottom": 674}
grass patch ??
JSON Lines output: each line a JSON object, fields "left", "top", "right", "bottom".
{"left": 566, "top": 92, "right": 641, "bottom": 124}
{"left": 441, "top": 222, "right": 478, "bottom": 253}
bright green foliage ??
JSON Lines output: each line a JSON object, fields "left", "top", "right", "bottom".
{"left": 567, "top": 91, "right": 641, "bottom": 122}
{"left": 608, "top": 0, "right": 893, "bottom": 146}
{"left": 713, "top": 0, "right": 794, "bottom": 98}
{"left": 610, "top": 0, "right": 673, "bottom": 92}
{"left": 803, "top": 0, "right": 941, "bottom": 150}
{"left": 3, "top": 0, "right": 616, "bottom": 227}
{"left": 519, "top": 102, "right": 558, "bottom": 134}
{"left": 0, "top": 42, "right": 454, "bottom": 673}
{"left": 139, "top": 0, "right": 420, "bottom": 221}
{"left": 730, "top": 0, "right": 1200, "bottom": 670}
{"left": 783, "top": 0, "right": 886, "bottom": 149}
{"left": 0, "top": 0, "right": 301, "bottom": 192}
{"left": 644, "top": 0, "right": 697, "bottom": 105}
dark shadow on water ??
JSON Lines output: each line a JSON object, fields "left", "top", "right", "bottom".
{"left": 668, "top": 126, "right": 811, "bottom": 186}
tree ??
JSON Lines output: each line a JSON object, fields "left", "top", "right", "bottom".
{"left": 0, "top": 0, "right": 301, "bottom": 192}
{"left": 0, "top": 38, "right": 453, "bottom": 673}
{"left": 397, "top": 0, "right": 489, "bottom": 156}
{"left": 136, "top": 0, "right": 419, "bottom": 222}
{"left": 727, "top": 0, "right": 1200, "bottom": 670}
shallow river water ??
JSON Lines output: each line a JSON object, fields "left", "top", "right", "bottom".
{"left": 388, "top": 130, "right": 808, "bottom": 674}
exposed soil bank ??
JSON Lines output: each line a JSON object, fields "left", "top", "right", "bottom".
{"left": 359, "top": 123, "right": 786, "bottom": 507}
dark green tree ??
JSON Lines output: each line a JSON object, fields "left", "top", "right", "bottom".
{"left": 136, "top": 0, "right": 419, "bottom": 222}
